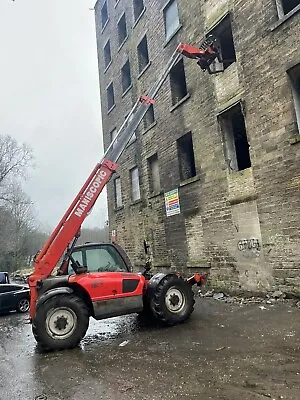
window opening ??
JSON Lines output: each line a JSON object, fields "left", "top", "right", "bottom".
{"left": 177, "top": 132, "right": 196, "bottom": 181}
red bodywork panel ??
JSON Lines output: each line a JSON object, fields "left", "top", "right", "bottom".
{"left": 68, "top": 272, "right": 146, "bottom": 301}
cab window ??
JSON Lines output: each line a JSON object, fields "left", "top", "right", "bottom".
{"left": 86, "top": 246, "right": 127, "bottom": 272}
{"left": 68, "top": 245, "right": 128, "bottom": 274}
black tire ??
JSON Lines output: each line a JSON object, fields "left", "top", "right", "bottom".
{"left": 16, "top": 297, "right": 30, "bottom": 313}
{"left": 150, "top": 275, "right": 195, "bottom": 326}
{"left": 32, "top": 294, "right": 89, "bottom": 351}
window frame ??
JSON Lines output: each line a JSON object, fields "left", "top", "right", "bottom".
{"left": 101, "top": 1, "right": 109, "bottom": 30}
{"left": 106, "top": 82, "right": 115, "bottom": 112}
{"left": 137, "top": 35, "right": 150, "bottom": 73}
{"left": 130, "top": 166, "right": 141, "bottom": 202}
{"left": 121, "top": 59, "right": 132, "bottom": 94}
{"left": 117, "top": 13, "right": 128, "bottom": 47}
{"left": 114, "top": 177, "right": 123, "bottom": 208}
{"left": 163, "top": 0, "right": 181, "bottom": 41}
{"left": 288, "top": 64, "right": 300, "bottom": 132}
{"left": 147, "top": 153, "right": 161, "bottom": 193}
{"left": 104, "top": 40, "right": 112, "bottom": 70}
{"left": 169, "top": 59, "right": 188, "bottom": 106}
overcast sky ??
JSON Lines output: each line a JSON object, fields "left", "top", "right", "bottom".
{"left": 0, "top": 0, "right": 107, "bottom": 231}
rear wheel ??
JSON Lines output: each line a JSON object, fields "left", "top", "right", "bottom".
{"left": 32, "top": 294, "right": 89, "bottom": 351}
{"left": 16, "top": 298, "right": 30, "bottom": 313}
{"left": 150, "top": 275, "right": 195, "bottom": 326}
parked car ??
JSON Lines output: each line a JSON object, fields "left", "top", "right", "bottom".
{"left": 0, "top": 284, "right": 30, "bottom": 313}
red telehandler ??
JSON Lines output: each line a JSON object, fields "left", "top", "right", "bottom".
{"left": 28, "top": 36, "right": 221, "bottom": 351}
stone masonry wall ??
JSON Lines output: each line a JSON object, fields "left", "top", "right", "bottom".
{"left": 95, "top": 0, "right": 300, "bottom": 295}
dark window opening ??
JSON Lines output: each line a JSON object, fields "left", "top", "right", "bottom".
{"left": 219, "top": 104, "right": 251, "bottom": 172}
{"left": 101, "top": 2, "right": 109, "bottom": 29}
{"left": 288, "top": 64, "right": 300, "bottom": 131}
{"left": 148, "top": 153, "right": 160, "bottom": 193}
{"left": 121, "top": 60, "right": 132, "bottom": 93}
{"left": 118, "top": 14, "right": 127, "bottom": 46}
{"left": 104, "top": 40, "right": 111, "bottom": 69}
{"left": 143, "top": 105, "right": 155, "bottom": 130}
{"left": 278, "top": 0, "right": 300, "bottom": 15}
{"left": 208, "top": 14, "right": 236, "bottom": 71}
{"left": 137, "top": 35, "right": 149, "bottom": 72}
{"left": 170, "top": 59, "right": 188, "bottom": 105}
{"left": 107, "top": 83, "right": 115, "bottom": 111}
{"left": 110, "top": 128, "right": 117, "bottom": 148}
{"left": 133, "top": 0, "right": 144, "bottom": 21}
{"left": 177, "top": 132, "right": 196, "bottom": 181}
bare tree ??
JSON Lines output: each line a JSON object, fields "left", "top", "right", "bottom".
{"left": 0, "top": 134, "right": 33, "bottom": 203}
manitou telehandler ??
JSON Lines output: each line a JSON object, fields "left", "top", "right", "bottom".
{"left": 28, "top": 36, "right": 221, "bottom": 351}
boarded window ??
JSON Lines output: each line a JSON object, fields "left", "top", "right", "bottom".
{"left": 276, "top": 0, "right": 300, "bottom": 17}
{"left": 170, "top": 59, "right": 188, "bottom": 105}
{"left": 114, "top": 178, "right": 122, "bottom": 208}
{"left": 107, "top": 83, "right": 115, "bottom": 111}
{"left": 137, "top": 35, "right": 149, "bottom": 73}
{"left": 101, "top": 1, "right": 109, "bottom": 29}
{"left": 288, "top": 64, "right": 300, "bottom": 132}
{"left": 118, "top": 14, "right": 127, "bottom": 46}
{"left": 130, "top": 167, "right": 141, "bottom": 201}
{"left": 104, "top": 40, "right": 111, "bottom": 69}
{"left": 121, "top": 60, "right": 132, "bottom": 93}
{"left": 208, "top": 14, "right": 236, "bottom": 72}
{"left": 218, "top": 103, "right": 251, "bottom": 172}
{"left": 177, "top": 132, "right": 196, "bottom": 181}
{"left": 148, "top": 153, "right": 160, "bottom": 193}
{"left": 143, "top": 105, "right": 155, "bottom": 130}
{"left": 133, "top": 0, "right": 144, "bottom": 21}
{"left": 164, "top": 0, "right": 180, "bottom": 40}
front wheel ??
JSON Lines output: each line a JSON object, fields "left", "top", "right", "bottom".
{"left": 32, "top": 294, "right": 89, "bottom": 351}
{"left": 149, "top": 275, "right": 195, "bottom": 326}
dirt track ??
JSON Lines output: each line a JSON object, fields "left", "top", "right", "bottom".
{"left": 0, "top": 297, "right": 299, "bottom": 400}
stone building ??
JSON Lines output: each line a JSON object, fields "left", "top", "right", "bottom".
{"left": 94, "top": 0, "right": 300, "bottom": 294}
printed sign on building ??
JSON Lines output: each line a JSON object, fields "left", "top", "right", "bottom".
{"left": 164, "top": 188, "right": 180, "bottom": 217}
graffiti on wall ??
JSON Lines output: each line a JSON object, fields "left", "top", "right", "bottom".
{"left": 237, "top": 238, "right": 260, "bottom": 258}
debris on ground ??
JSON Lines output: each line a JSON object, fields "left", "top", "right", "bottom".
{"left": 119, "top": 340, "right": 129, "bottom": 347}
{"left": 198, "top": 288, "right": 299, "bottom": 308}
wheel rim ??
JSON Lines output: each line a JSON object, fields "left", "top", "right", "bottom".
{"left": 45, "top": 307, "right": 77, "bottom": 340}
{"left": 165, "top": 287, "right": 186, "bottom": 313}
{"left": 19, "top": 299, "right": 29, "bottom": 312}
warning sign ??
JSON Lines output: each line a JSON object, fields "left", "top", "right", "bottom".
{"left": 164, "top": 189, "right": 180, "bottom": 217}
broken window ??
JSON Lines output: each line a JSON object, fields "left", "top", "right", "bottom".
{"left": 169, "top": 59, "right": 188, "bottom": 105}
{"left": 148, "top": 153, "right": 161, "bottom": 193}
{"left": 276, "top": 0, "right": 300, "bottom": 17}
{"left": 114, "top": 177, "right": 122, "bottom": 208}
{"left": 218, "top": 103, "right": 251, "bottom": 172}
{"left": 164, "top": 0, "right": 180, "bottom": 41}
{"left": 104, "top": 40, "right": 111, "bottom": 69}
{"left": 208, "top": 14, "right": 236, "bottom": 72}
{"left": 143, "top": 105, "right": 155, "bottom": 130}
{"left": 288, "top": 64, "right": 300, "bottom": 131}
{"left": 110, "top": 128, "right": 117, "bottom": 148}
{"left": 118, "top": 14, "right": 127, "bottom": 46}
{"left": 106, "top": 82, "right": 115, "bottom": 111}
{"left": 177, "top": 132, "right": 196, "bottom": 181}
{"left": 130, "top": 167, "right": 141, "bottom": 201}
{"left": 121, "top": 60, "right": 132, "bottom": 93}
{"left": 101, "top": 1, "right": 109, "bottom": 29}
{"left": 137, "top": 35, "right": 149, "bottom": 73}
{"left": 133, "top": 0, "right": 144, "bottom": 21}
